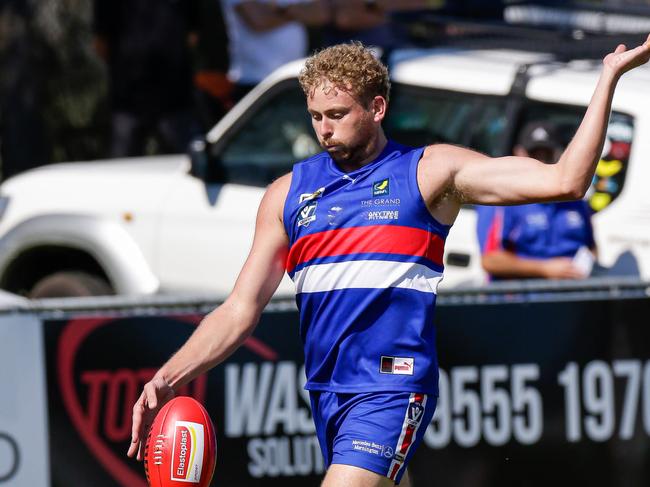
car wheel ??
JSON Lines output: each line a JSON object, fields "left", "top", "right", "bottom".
{"left": 29, "top": 271, "right": 114, "bottom": 298}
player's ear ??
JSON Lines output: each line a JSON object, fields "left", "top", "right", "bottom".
{"left": 371, "top": 95, "right": 387, "bottom": 122}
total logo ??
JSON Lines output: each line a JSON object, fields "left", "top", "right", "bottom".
{"left": 54, "top": 315, "right": 282, "bottom": 486}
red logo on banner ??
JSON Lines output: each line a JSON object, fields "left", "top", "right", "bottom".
{"left": 56, "top": 315, "right": 277, "bottom": 487}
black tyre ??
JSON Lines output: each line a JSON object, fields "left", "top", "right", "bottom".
{"left": 29, "top": 271, "right": 113, "bottom": 298}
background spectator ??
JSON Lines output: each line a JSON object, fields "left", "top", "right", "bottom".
{"left": 221, "top": 0, "right": 330, "bottom": 101}
{"left": 476, "top": 120, "right": 597, "bottom": 281}
{"left": 93, "top": 0, "right": 202, "bottom": 157}
{"left": 322, "top": 0, "right": 428, "bottom": 59}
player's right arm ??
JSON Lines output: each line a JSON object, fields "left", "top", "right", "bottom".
{"left": 128, "top": 173, "right": 292, "bottom": 460}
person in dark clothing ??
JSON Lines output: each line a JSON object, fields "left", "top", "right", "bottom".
{"left": 93, "top": 0, "right": 202, "bottom": 157}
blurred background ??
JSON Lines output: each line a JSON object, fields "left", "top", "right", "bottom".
{"left": 1, "top": 0, "right": 648, "bottom": 180}
{"left": 3, "top": 2, "right": 650, "bottom": 487}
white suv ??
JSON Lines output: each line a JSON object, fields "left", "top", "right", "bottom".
{"left": 0, "top": 44, "right": 647, "bottom": 297}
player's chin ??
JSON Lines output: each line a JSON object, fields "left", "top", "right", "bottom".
{"left": 328, "top": 147, "right": 351, "bottom": 162}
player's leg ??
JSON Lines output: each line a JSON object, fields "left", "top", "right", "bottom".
{"left": 400, "top": 469, "right": 411, "bottom": 487}
{"left": 322, "top": 464, "right": 412, "bottom": 487}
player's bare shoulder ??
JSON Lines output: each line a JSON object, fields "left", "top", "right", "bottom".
{"left": 269, "top": 172, "right": 293, "bottom": 194}
{"left": 416, "top": 145, "right": 470, "bottom": 219}
{"left": 269, "top": 172, "right": 293, "bottom": 204}
{"left": 261, "top": 172, "right": 293, "bottom": 225}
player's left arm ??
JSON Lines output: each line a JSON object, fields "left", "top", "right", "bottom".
{"left": 436, "top": 36, "right": 650, "bottom": 207}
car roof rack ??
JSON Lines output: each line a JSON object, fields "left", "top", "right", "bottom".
{"left": 394, "top": 2, "right": 650, "bottom": 61}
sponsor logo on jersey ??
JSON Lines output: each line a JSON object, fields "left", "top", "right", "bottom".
{"left": 299, "top": 187, "right": 325, "bottom": 203}
{"left": 380, "top": 356, "right": 414, "bottom": 375}
{"left": 298, "top": 202, "right": 318, "bottom": 227}
{"left": 366, "top": 210, "right": 399, "bottom": 221}
{"left": 372, "top": 178, "right": 390, "bottom": 196}
{"left": 351, "top": 439, "right": 389, "bottom": 457}
{"left": 361, "top": 198, "right": 401, "bottom": 207}
{"left": 172, "top": 421, "right": 205, "bottom": 483}
{"left": 327, "top": 206, "right": 343, "bottom": 225}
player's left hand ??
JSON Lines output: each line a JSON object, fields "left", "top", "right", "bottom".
{"left": 603, "top": 33, "right": 650, "bottom": 78}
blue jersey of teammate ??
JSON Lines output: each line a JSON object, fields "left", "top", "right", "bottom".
{"left": 283, "top": 140, "right": 450, "bottom": 395}
{"left": 476, "top": 201, "right": 595, "bottom": 278}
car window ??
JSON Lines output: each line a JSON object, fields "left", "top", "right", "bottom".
{"left": 385, "top": 84, "right": 509, "bottom": 155}
{"left": 217, "top": 81, "right": 320, "bottom": 186}
{"left": 519, "top": 103, "right": 634, "bottom": 212}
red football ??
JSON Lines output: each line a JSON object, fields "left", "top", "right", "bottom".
{"left": 144, "top": 396, "right": 217, "bottom": 487}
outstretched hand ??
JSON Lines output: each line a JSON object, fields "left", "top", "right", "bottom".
{"left": 603, "top": 33, "right": 650, "bottom": 78}
{"left": 127, "top": 376, "right": 175, "bottom": 461}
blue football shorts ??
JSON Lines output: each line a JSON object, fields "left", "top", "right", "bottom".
{"left": 309, "top": 391, "right": 437, "bottom": 484}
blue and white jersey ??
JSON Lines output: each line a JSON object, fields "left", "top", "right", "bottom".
{"left": 283, "top": 140, "right": 450, "bottom": 394}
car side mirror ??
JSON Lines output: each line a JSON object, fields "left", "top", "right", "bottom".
{"left": 188, "top": 137, "right": 209, "bottom": 180}
{"left": 188, "top": 137, "right": 226, "bottom": 183}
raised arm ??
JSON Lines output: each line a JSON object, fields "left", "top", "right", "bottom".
{"left": 127, "top": 173, "right": 291, "bottom": 460}
{"left": 419, "top": 36, "right": 650, "bottom": 216}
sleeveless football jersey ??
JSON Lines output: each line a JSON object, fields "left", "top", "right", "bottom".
{"left": 283, "top": 140, "right": 450, "bottom": 394}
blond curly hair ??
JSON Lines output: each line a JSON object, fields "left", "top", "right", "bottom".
{"left": 298, "top": 42, "right": 390, "bottom": 106}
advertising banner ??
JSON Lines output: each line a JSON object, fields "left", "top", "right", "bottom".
{"left": 411, "top": 297, "right": 650, "bottom": 487}
{"left": 44, "top": 310, "right": 317, "bottom": 487}
{"left": 0, "top": 314, "right": 49, "bottom": 486}
{"left": 41, "top": 295, "right": 650, "bottom": 486}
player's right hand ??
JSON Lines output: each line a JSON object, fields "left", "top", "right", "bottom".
{"left": 127, "top": 376, "right": 175, "bottom": 461}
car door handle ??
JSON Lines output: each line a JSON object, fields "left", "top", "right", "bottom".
{"left": 446, "top": 252, "right": 471, "bottom": 267}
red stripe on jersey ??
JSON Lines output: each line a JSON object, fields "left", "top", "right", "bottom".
{"left": 389, "top": 464, "right": 400, "bottom": 481}
{"left": 286, "top": 226, "right": 444, "bottom": 273}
